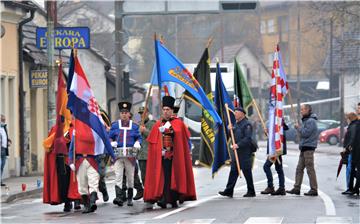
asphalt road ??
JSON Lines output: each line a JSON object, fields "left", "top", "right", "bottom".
{"left": 1, "top": 142, "right": 359, "bottom": 223}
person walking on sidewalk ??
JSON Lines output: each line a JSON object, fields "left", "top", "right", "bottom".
{"left": 218, "top": 107, "right": 256, "bottom": 198}
{"left": 261, "top": 121, "right": 289, "bottom": 196}
{"left": 287, "top": 104, "right": 319, "bottom": 196}
{"left": 0, "top": 114, "right": 11, "bottom": 186}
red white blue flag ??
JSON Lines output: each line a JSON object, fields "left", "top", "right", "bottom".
{"left": 67, "top": 51, "right": 115, "bottom": 160}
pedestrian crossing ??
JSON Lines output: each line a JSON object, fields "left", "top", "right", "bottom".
{"left": 242, "top": 217, "right": 353, "bottom": 224}
{"left": 174, "top": 217, "right": 354, "bottom": 224}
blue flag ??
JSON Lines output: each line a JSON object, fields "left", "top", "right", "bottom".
{"left": 212, "top": 62, "right": 235, "bottom": 176}
{"left": 154, "top": 39, "right": 222, "bottom": 125}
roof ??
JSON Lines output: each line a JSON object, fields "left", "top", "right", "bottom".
{"left": 323, "top": 32, "right": 360, "bottom": 72}
{"left": 212, "top": 43, "right": 270, "bottom": 75}
{"left": 23, "top": 2, "right": 111, "bottom": 68}
{"left": 58, "top": 1, "right": 114, "bottom": 23}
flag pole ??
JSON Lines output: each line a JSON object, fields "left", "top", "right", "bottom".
{"left": 225, "top": 103, "right": 242, "bottom": 178}
{"left": 71, "top": 44, "right": 76, "bottom": 182}
{"left": 155, "top": 33, "right": 164, "bottom": 150}
{"left": 252, "top": 99, "right": 268, "bottom": 136}
{"left": 287, "top": 89, "right": 298, "bottom": 126}
{"left": 140, "top": 83, "right": 153, "bottom": 126}
{"left": 178, "top": 35, "right": 214, "bottom": 106}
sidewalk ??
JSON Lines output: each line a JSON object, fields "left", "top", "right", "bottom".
{"left": 1, "top": 168, "right": 116, "bottom": 204}
{"left": 1, "top": 175, "right": 43, "bottom": 203}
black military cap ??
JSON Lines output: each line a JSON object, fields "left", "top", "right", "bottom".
{"left": 162, "top": 96, "right": 175, "bottom": 109}
{"left": 118, "top": 101, "right": 132, "bottom": 112}
{"left": 234, "top": 106, "right": 246, "bottom": 114}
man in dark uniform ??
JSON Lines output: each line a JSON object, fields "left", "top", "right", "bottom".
{"left": 218, "top": 107, "right": 256, "bottom": 198}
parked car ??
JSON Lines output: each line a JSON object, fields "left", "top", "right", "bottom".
{"left": 319, "top": 126, "right": 347, "bottom": 145}
{"left": 285, "top": 120, "right": 339, "bottom": 143}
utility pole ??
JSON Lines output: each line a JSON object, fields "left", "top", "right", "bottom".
{"left": 329, "top": 19, "right": 333, "bottom": 118}
{"left": 339, "top": 25, "right": 345, "bottom": 147}
{"left": 296, "top": 2, "right": 301, "bottom": 119}
{"left": 115, "top": 0, "right": 125, "bottom": 103}
{"left": 46, "top": 1, "right": 56, "bottom": 131}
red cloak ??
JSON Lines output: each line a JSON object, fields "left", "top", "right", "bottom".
{"left": 143, "top": 118, "right": 196, "bottom": 202}
{"left": 43, "top": 126, "right": 61, "bottom": 205}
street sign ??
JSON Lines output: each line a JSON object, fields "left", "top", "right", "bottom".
{"left": 30, "top": 70, "right": 48, "bottom": 88}
{"left": 36, "top": 27, "right": 90, "bottom": 49}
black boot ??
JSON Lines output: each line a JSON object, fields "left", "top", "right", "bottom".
{"left": 63, "top": 201, "right": 72, "bottom": 212}
{"left": 113, "top": 185, "right": 123, "bottom": 206}
{"left": 99, "top": 177, "right": 109, "bottom": 202}
{"left": 261, "top": 187, "right": 275, "bottom": 195}
{"left": 156, "top": 198, "right": 167, "bottom": 209}
{"left": 74, "top": 200, "right": 81, "bottom": 210}
{"left": 271, "top": 187, "right": 286, "bottom": 196}
{"left": 133, "top": 188, "right": 143, "bottom": 201}
{"left": 81, "top": 195, "right": 92, "bottom": 214}
{"left": 127, "top": 188, "right": 133, "bottom": 206}
{"left": 89, "top": 192, "right": 98, "bottom": 212}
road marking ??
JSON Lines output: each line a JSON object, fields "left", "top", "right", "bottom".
{"left": 1, "top": 216, "right": 17, "bottom": 220}
{"left": 177, "top": 218, "right": 216, "bottom": 224}
{"left": 244, "top": 217, "right": 284, "bottom": 224}
{"left": 285, "top": 177, "right": 336, "bottom": 216}
{"left": 152, "top": 179, "right": 268, "bottom": 220}
{"left": 32, "top": 198, "right": 42, "bottom": 203}
{"left": 316, "top": 216, "right": 352, "bottom": 223}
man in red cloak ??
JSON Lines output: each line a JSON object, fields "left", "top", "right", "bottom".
{"left": 144, "top": 96, "right": 196, "bottom": 209}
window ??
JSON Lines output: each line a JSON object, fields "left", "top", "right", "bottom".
{"left": 267, "top": 19, "right": 276, "bottom": 33}
{"left": 268, "top": 53, "right": 274, "bottom": 67}
{"left": 278, "top": 16, "right": 289, "bottom": 33}
{"left": 260, "top": 20, "right": 266, "bottom": 34}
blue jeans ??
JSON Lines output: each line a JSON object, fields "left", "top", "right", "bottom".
{"left": 346, "top": 154, "right": 352, "bottom": 189}
{"left": 263, "top": 156, "right": 285, "bottom": 188}
{"left": 1, "top": 154, "right": 7, "bottom": 181}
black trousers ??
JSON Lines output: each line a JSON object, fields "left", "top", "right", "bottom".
{"left": 138, "top": 160, "right": 147, "bottom": 185}
{"left": 161, "top": 158, "right": 178, "bottom": 204}
{"left": 96, "top": 155, "right": 109, "bottom": 194}
{"left": 56, "top": 155, "right": 70, "bottom": 203}
{"left": 225, "top": 157, "right": 255, "bottom": 194}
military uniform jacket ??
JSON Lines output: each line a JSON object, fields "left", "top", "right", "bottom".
{"left": 109, "top": 120, "right": 142, "bottom": 148}
{"left": 137, "top": 119, "right": 156, "bottom": 160}
{"left": 232, "top": 118, "right": 253, "bottom": 169}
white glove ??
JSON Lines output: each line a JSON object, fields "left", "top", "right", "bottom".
{"left": 159, "top": 126, "right": 165, "bottom": 133}
{"left": 111, "top": 141, "right": 118, "bottom": 147}
{"left": 69, "top": 164, "right": 75, "bottom": 171}
{"left": 134, "top": 141, "right": 141, "bottom": 149}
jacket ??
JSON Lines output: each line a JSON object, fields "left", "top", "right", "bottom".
{"left": 298, "top": 113, "right": 319, "bottom": 150}
{"left": 233, "top": 118, "right": 253, "bottom": 169}
{"left": 137, "top": 119, "right": 156, "bottom": 160}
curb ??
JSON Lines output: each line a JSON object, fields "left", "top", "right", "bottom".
{"left": 1, "top": 170, "right": 116, "bottom": 203}
{"left": 2, "top": 187, "right": 43, "bottom": 203}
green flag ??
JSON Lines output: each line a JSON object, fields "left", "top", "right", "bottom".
{"left": 234, "top": 58, "right": 254, "bottom": 110}
{"left": 186, "top": 48, "right": 215, "bottom": 167}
